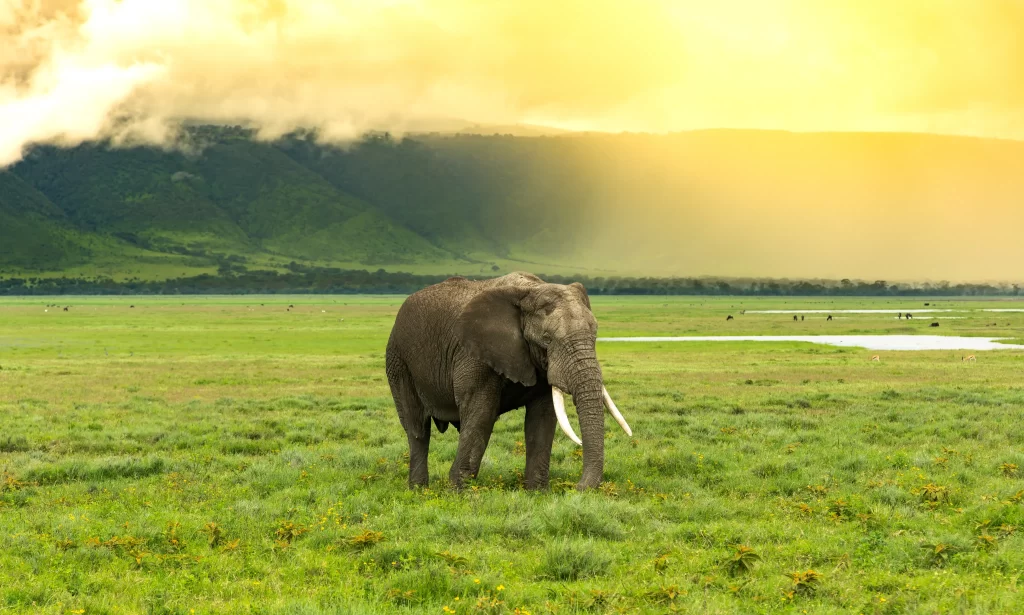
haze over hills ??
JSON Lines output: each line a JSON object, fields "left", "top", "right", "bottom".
{"left": 2, "top": 127, "right": 1023, "bottom": 283}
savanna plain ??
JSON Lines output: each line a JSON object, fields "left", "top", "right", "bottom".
{"left": 2, "top": 295, "right": 1024, "bottom": 614}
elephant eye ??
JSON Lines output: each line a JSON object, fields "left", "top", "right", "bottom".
{"left": 542, "top": 332, "right": 552, "bottom": 343}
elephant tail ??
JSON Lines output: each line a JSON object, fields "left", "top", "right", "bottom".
{"left": 386, "top": 350, "right": 428, "bottom": 440}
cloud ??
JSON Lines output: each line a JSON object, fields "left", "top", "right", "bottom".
{"left": 1, "top": 0, "right": 1022, "bottom": 167}
{"left": 0, "top": 0, "right": 682, "bottom": 165}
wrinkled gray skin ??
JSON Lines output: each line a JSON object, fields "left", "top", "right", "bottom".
{"left": 385, "top": 272, "right": 605, "bottom": 490}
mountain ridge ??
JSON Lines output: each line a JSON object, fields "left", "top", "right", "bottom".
{"left": 2, "top": 127, "right": 1023, "bottom": 282}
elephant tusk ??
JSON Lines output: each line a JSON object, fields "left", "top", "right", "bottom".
{"left": 551, "top": 386, "right": 582, "bottom": 445}
{"left": 602, "top": 387, "right": 633, "bottom": 437}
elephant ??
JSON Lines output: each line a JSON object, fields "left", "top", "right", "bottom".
{"left": 385, "top": 272, "right": 631, "bottom": 491}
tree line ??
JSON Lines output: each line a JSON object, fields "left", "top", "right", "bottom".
{"left": 0, "top": 266, "right": 1019, "bottom": 296}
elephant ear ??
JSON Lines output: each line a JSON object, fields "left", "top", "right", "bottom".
{"left": 456, "top": 287, "right": 537, "bottom": 386}
{"left": 569, "top": 282, "right": 591, "bottom": 310}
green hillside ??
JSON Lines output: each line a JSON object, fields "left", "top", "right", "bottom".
{"left": 0, "top": 171, "right": 95, "bottom": 270}
{"left": 2, "top": 128, "right": 1023, "bottom": 281}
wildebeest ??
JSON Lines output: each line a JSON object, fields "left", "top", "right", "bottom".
{"left": 930, "top": 322, "right": 939, "bottom": 327}
{"left": 726, "top": 315, "right": 734, "bottom": 321}
{"left": 827, "top": 315, "right": 833, "bottom": 321}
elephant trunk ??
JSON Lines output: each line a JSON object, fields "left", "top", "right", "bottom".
{"left": 550, "top": 334, "right": 607, "bottom": 490}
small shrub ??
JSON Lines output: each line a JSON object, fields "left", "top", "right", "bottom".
{"left": 435, "top": 550, "right": 470, "bottom": 571}
{"left": 1, "top": 472, "right": 25, "bottom": 492}
{"left": 806, "top": 484, "right": 829, "bottom": 497}
{"left": 540, "top": 539, "right": 611, "bottom": 581}
{"left": 274, "top": 521, "right": 310, "bottom": 546}
{"left": 723, "top": 545, "right": 760, "bottom": 576}
{"left": 977, "top": 534, "right": 998, "bottom": 549}
{"left": 164, "top": 521, "right": 185, "bottom": 552}
{"left": 347, "top": 529, "right": 384, "bottom": 549}
{"left": 539, "top": 495, "right": 625, "bottom": 539}
{"left": 828, "top": 498, "right": 853, "bottom": 521}
{"left": 921, "top": 542, "right": 959, "bottom": 566}
{"left": 644, "top": 585, "right": 686, "bottom": 605}
{"left": 915, "top": 483, "right": 951, "bottom": 505}
{"left": 652, "top": 552, "right": 670, "bottom": 573}
{"left": 203, "top": 522, "right": 224, "bottom": 547}
{"left": 55, "top": 538, "right": 77, "bottom": 551}
{"left": 384, "top": 589, "right": 418, "bottom": 606}
{"left": 785, "top": 569, "right": 821, "bottom": 595}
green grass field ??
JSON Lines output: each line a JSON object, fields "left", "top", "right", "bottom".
{"left": 2, "top": 296, "right": 1024, "bottom": 614}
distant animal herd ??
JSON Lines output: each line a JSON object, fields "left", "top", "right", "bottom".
{"left": 724, "top": 311, "right": 936, "bottom": 325}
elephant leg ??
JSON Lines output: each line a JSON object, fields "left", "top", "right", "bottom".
{"left": 449, "top": 389, "right": 499, "bottom": 488}
{"left": 386, "top": 353, "right": 430, "bottom": 488}
{"left": 406, "top": 422, "right": 431, "bottom": 488}
{"left": 524, "top": 395, "right": 556, "bottom": 490}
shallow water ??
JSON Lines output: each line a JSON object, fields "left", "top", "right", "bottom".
{"left": 598, "top": 335, "right": 1024, "bottom": 351}
{"left": 745, "top": 309, "right": 1024, "bottom": 314}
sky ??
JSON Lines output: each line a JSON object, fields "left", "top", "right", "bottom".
{"left": 2, "top": 0, "right": 1022, "bottom": 282}
{"left": 2, "top": 0, "right": 1023, "bottom": 167}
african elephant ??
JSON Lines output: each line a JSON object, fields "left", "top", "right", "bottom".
{"left": 385, "top": 272, "right": 631, "bottom": 491}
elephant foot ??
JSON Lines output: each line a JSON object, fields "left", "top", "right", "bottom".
{"left": 576, "top": 476, "right": 602, "bottom": 491}
{"left": 448, "top": 467, "right": 470, "bottom": 491}
{"left": 523, "top": 473, "right": 550, "bottom": 491}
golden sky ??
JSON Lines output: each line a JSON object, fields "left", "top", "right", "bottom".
{"left": 2, "top": 0, "right": 1023, "bottom": 166}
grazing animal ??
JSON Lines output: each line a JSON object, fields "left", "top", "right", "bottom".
{"left": 801, "top": 315, "right": 805, "bottom": 321}
{"left": 386, "top": 272, "right": 632, "bottom": 490}
{"left": 871, "top": 355, "right": 880, "bottom": 362}
{"left": 898, "top": 313, "right": 903, "bottom": 319}
{"left": 726, "top": 315, "right": 734, "bottom": 321}
{"left": 63, "top": 307, "right": 68, "bottom": 312}
{"left": 793, "top": 315, "right": 798, "bottom": 321}
{"left": 906, "top": 313, "right": 913, "bottom": 319}
{"left": 826, "top": 315, "right": 833, "bottom": 321}
{"left": 930, "top": 322, "right": 939, "bottom": 327}
{"left": 963, "top": 355, "right": 976, "bottom": 362}
{"left": 740, "top": 310, "right": 746, "bottom": 315}
{"left": 130, "top": 305, "right": 135, "bottom": 308}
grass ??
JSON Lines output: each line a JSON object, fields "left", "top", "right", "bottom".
{"left": 1, "top": 295, "right": 1024, "bottom": 613}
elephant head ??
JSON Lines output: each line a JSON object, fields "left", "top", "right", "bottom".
{"left": 456, "top": 281, "right": 631, "bottom": 489}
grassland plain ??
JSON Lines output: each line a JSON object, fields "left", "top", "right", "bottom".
{"left": 1, "top": 295, "right": 1024, "bottom": 614}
